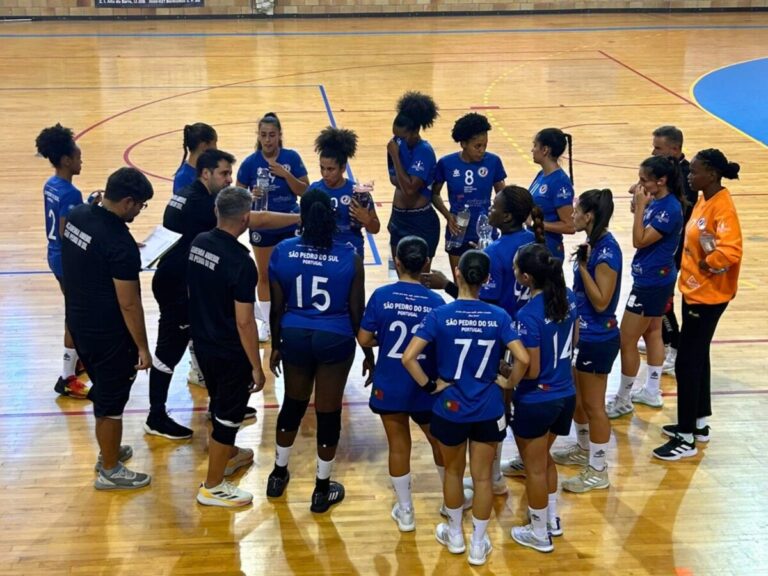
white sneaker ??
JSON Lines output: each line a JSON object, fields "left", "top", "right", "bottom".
{"left": 548, "top": 516, "right": 563, "bottom": 537}
{"left": 197, "top": 480, "right": 253, "bottom": 508}
{"left": 435, "top": 523, "right": 466, "bottom": 554}
{"left": 631, "top": 387, "right": 664, "bottom": 408}
{"left": 391, "top": 503, "right": 415, "bottom": 532}
{"left": 462, "top": 475, "right": 508, "bottom": 495}
{"left": 511, "top": 523, "right": 553, "bottom": 553}
{"left": 662, "top": 348, "right": 677, "bottom": 374}
{"left": 439, "top": 488, "right": 474, "bottom": 517}
{"left": 606, "top": 396, "right": 634, "bottom": 419}
{"left": 224, "top": 447, "right": 254, "bottom": 476}
{"left": 468, "top": 534, "right": 492, "bottom": 566}
{"left": 94, "top": 463, "right": 151, "bottom": 491}
{"left": 187, "top": 368, "right": 206, "bottom": 388}
{"left": 551, "top": 444, "right": 589, "bottom": 467}
{"left": 637, "top": 339, "right": 647, "bottom": 354}
{"left": 258, "top": 320, "right": 270, "bottom": 343}
{"left": 562, "top": 465, "right": 610, "bottom": 493}
{"left": 501, "top": 457, "right": 526, "bottom": 477}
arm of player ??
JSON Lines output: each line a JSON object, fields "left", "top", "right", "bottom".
{"left": 267, "top": 159, "right": 309, "bottom": 197}
{"left": 502, "top": 339, "right": 530, "bottom": 390}
{"left": 387, "top": 139, "right": 426, "bottom": 198}
{"left": 349, "top": 256, "right": 375, "bottom": 385}
{"left": 704, "top": 207, "right": 743, "bottom": 272}
{"left": 579, "top": 261, "right": 618, "bottom": 313}
{"left": 269, "top": 278, "right": 285, "bottom": 375}
{"left": 235, "top": 301, "right": 265, "bottom": 392}
{"left": 524, "top": 346, "right": 540, "bottom": 380}
{"left": 544, "top": 204, "right": 576, "bottom": 235}
{"left": 357, "top": 328, "right": 378, "bottom": 348}
{"left": 113, "top": 279, "right": 152, "bottom": 370}
{"left": 248, "top": 211, "right": 300, "bottom": 230}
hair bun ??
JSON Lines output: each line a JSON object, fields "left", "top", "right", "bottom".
{"left": 724, "top": 161, "right": 741, "bottom": 179}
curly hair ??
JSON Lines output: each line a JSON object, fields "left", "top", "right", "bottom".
{"left": 314, "top": 126, "right": 358, "bottom": 166}
{"left": 451, "top": 113, "right": 491, "bottom": 143}
{"left": 394, "top": 91, "right": 439, "bottom": 132}
{"left": 35, "top": 124, "right": 77, "bottom": 168}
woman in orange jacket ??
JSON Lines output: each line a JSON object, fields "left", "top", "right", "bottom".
{"left": 653, "top": 149, "right": 742, "bottom": 461}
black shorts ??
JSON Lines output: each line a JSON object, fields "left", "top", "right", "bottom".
{"left": 369, "top": 406, "right": 433, "bottom": 426}
{"left": 511, "top": 395, "right": 576, "bottom": 439}
{"left": 54, "top": 274, "right": 64, "bottom": 293}
{"left": 280, "top": 327, "right": 355, "bottom": 368}
{"left": 75, "top": 333, "right": 138, "bottom": 418}
{"left": 196, "top": 351, "right": 252, "bottom": 426}
{"left": 387, "top": 204, "right": 441, "bottom": 258}
{"left": 249, "top": 226, "right": 298, "bottom": 248}
{"left": 430, "top": 413, "right": 507, "bottom": 446}
{"left": 625, "top": 283, "right": 675, "bottom": 317}
{"left": 445, "top": 240, "right": 476, "bottom": 258}
{"left": 575, "top": 337, "right": 620, "bottom": 374}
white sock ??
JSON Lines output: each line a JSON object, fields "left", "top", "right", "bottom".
{"left": 260, "top": 301, "right": 271, "bottom": 329}
{"left": 492, "top": 443, "right": 503, "bottom": 481}
{"left": 471, "top": 516, "right": 489, "bottom": 545}
{"left": 696, "top": 417, "right": 708, "bottom": 429}
{"left": 446, "top": 505, "right": 463, "bottom": 536}
{"left": 316, "top": 456, "right": 334, "bottom": 480}
{"left": 546, "top": 493, "right": 558, "bottom": 524}
{"left": 589, "top": 441, "right": 609, "bottom": 471}
{"left": 390, "top": 473, "right": 412, "bottom": 510}
{"left": 436, "top": 464, "right": 446, "bottom": 485}
{"left": 62, "top": 347, "right": 78, "bottom": 379}
{"left": 645, "top": 364, "right": 662, "bottom": 395}
{"left": 275, "top": 445, "right": 292, "bottom": 467}
{"left": 529, "top": 506, "right": 548, "bottom": 539}
{"left": 188, "top": 342, "right": 202, "bottom": 375}
{"left": 575, "top": 422, "right": 590, "bottom": 451}
{"left": 617, "top": 374, "right": 635, "bottom": 401}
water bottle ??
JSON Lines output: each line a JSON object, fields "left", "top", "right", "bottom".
{"left": 699, "top": 231, "right": 716, "bottom": 254}
{"left": 476, "top": 212, "right": 493, "bottom": 250}
{"left": 446, "top": 205, "right": 471, "bottom": 250}
{"left": 253, "top": 174, "right": 270, "bottom": 211}
{"left": 350, "top": 181, "right": 374, "bottom": 231}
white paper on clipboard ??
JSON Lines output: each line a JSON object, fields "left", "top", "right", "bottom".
{"left": 139, "top": 226, "right": 182, "bottom": 269}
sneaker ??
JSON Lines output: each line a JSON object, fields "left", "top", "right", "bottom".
{"left": 187, "top": 368, "right": 206, "bottom": 388}
{"left": 391, "top": 503, "right": 416, "bottom": 532}
{"left": 244, "top": 407, "right": 257, "bottom": 421}
{"left": 510, "top": 524, "right": 554, "bottom": 553}
{"left": 266, "top": 469, "right": 290, "bottom": 497}
{"left": 54, "top": 375, "right": 90, "bottom": 400}
{"left": 662, "top": 348, "right": 677, "bottom": 375}
{"left": 94, "top": 445, "right": 133, "bottom": 472}
{"left": 439, "top": 488, "right": 474, "bottom": 517}
{"left": 468, "top": 534, "right": 492, "bottom": 566}
{"left": 662, "top": 423, "right": 710, "bottom": 443}
{"left": 653, "top": 435, "right": 697, "bottom": 461}
{"left": 501, "top": 457, "right": 526, "bottom": 477}
{"left": 310, "top": 481, "right": 345, "bottom": 513}
{"left": 606, "top": 397, "right": 634, "bottom": 419}
{"left": 435, "top": 522, "right": 466, "bottom": 554}
{"left": 258, "top": 321, "right": 270, "bottom": 343}
{"left": 637, "top": 338, "right": 647, "bottom": 354}
{"left": 94, "top": 463, "right": 151, "bottom": 491}
{"left": 562, "top": 465, "right": 610, "bottom": 493}
{"left": 197, "top": 480, "right": 253, "bottom": 508}
{"left": 552, "top": 445, "right": 589, "bottom": 467}
{"left": 143, "top": 413, "right": 193, "bottom": 440}
{"left": 462, "top": 475, "right": 508, "bottom": 495}
{"left": 631, "top": 387, "right": 663, "bottom": 408}
{"left": 224, "top": 447, "right": 254, "bottom": 476}
{"left": 547, "top": 517, "right": 563, "bottom": 537}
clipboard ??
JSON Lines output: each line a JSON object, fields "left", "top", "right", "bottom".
{"left": 139, "top": 226, "right": 182, "bottom": 269}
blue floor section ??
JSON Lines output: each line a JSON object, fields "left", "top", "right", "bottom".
{"left": 692, "top": 57, "right": 768, "bottom": 147}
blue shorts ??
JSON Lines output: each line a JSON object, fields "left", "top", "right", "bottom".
{"left": 388, "top": 204, "right": 441, "bottom": 258}
{"left": 250, "top": 225, "right": 298, "bottom": 248}
{"left": 575, "top": 336, "right": 620, "bottom": 374}
{"left": 625, "top": 283, "right": 675, "bottom": 317}
{"left": 430, "top": 413, "right": 506, "bottom": 446}
{"left": 369, "top": 406, "right": 433, "bottom": 426}
{"left": 280, "top": 327, "right": 355, "bottom": 368}
{"left": 511, "top": 395, "right": 576, "bottom": 439}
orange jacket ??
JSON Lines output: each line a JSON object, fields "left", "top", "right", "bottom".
{"left": 678, "top": 187, "right": 742, "bottom": 305}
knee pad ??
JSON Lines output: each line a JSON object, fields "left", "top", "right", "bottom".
{"left": 276, "top": 396, "right": 310, "bottom": 433}
{"left": 211, "top": 415, "right": 239, "bottom": 446}
{"left": 316, "top": 409, "right": 342, "bottom": 449}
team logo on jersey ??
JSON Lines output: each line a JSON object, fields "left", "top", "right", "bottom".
{"left": 685, "top": 275, "right": 701, "bottom": 289}
{"left": 444, "top": 400, "right": 460, "bottom": 412}
{"left": 282, "top": 163, "right": 292, "bottom": 173}
{"left": 604, "top": 318, "right": 617, "bottom": 329}
{"left": 655, "top": 210, "right": 670, "bottom": 224}
{"left": 717, "top": 221, "right": 730, "bottom": 233}
{"left": 373, "top": 388, "right": 384, "bottom": 400}
{"left": 340, "top": 195, "right": 352, "bottom": 206}
{"left": 539, "top": 184, "right": 548, "bottom": 195}
{"left": 697, "top": 217, "right": 707, "bottom": 230}
{"left": 658, "top": 266, "right": 671, "bottom": 277}
{"left": 452, "top": 169, "right": 461, "bottom": 178}
{"left": 478, "top": 167, "right": 489, "bottom": 178}
{"left": 597, "top": 247, "right": 614, "bottom": 261}
{"left": 537, "top": 384, "right": 551, "bottom": 391}
{"left": 250, "top": 231, "right": 262, "bottom": 244}
{"left": 556, "top": 187, "right": 570, "bottom": 199}
{"left": 411, "top": 160, "right": 425, "bottom": 173}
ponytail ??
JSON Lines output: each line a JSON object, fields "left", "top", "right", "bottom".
{"left": 530, "top": 205, "right": 546, "bottom": 245}
{"left": 535, "top": 128, "right": 574, "bottom": 184}
{"left": 182, "top": 122, "right": 217, "bottom": 166}
{"left": 515, "top": 243, "right": 569, "bottom": 322}
{"left": 641, "top": 155, "right": 688, "bottom": 210}
{"left": 565, "top": 132, "right": 574, "bottom": 185}
{"left": 577, "top": 188, "right": 614, "bottom": 245}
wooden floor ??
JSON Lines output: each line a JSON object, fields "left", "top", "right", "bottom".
{"left": 2, "top": 12, "right": 768, "bottom": 575}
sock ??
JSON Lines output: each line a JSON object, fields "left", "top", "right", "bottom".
{"left": 589, "top": 441, "right": 608, "bottom": 471}
{"left": 62, "top": 347, "right": 78, "bottom": 379}
{"left": 446, "top": 505, "right": 463, "bottom": 536}
{"left": 390, "top": 473, "right": 412, "bottom": 510}
{"left": 316, "top": 456, "right": 334, "bottom": 481}
{"left": 260, "top": 301, "right": 271, "bottom": 329}
{"left": 188, "top": 342, "right": 202, "bottom": 376}
{"left": 275, "top": 444, "right": 292, "bottom": 468}
{"left": 546, "top": 493, "right": 558, "bottom": 524}
{"left": 492, "top": 443, "right": 503, "bottom": 481}
{"left": 617, "top": 374, "right": 635, "bottom": 401}
{"left": 529, "top": 506, "right": 548, "bottom": 539}
{"left": 148, "top": 366, "right": 173, "bottom": 416}
{"left": 575, "top": 422, "right": 590, "bottom": 451}
{"left": 471, "top": 516, "right": 489, "bottom": 545}
{"left": 436, "top": 465, "right": 446, "bottom": 485}
{"left": 695, "top": 417, "right": 708, "bottom": 429}
{"left": 645, "top": 364, "right": 662, "bottom": 395}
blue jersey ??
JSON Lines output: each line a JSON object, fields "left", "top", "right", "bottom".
{"left": 574, "top": 233, "right": 622, "bottom": 343}
{"left": 515, "top": 290, "right": 577, "bottom": 403}
{"left": 388, "top": 139, "right": 436, "bottom": 199}
{"left": 237, "top": 148, "right": 308, "bottom": 231}
{"left": 435, "top": 152, "right": 506, "bottom": 244}
{"left": 529, "top": 168, "right": 574, "bottom": 259}
{"left": 479, "top": 229, "right": 536, "bottom": 318}
{"left": 308, "top": 178, "right": 372, "bottom": 258}
{"left": 269, "top": 237, "right": 358, "bottom": 337}
{"left": 43, "top": 175, "right": 83, "bottom": 277}
{"left": 173, "top": 162, "right": 196, "bottom": 194}
{"left": 416, "top": 299, "right": 519, "bottom": 422}
{"left": 361, "top": 281, "right": 446, "bottom": 414}
{"left": 631, "top": 193, "right": 683, "bottom": 288}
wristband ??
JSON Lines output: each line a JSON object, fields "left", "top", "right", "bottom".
{"left": 423, "top": 379, "right": 438, "bottom": 393}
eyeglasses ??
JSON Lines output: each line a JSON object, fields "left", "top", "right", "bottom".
{"left": 130, "top": 198, "right": 149, "bottom": 210}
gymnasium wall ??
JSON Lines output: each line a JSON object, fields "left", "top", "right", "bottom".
{"left": 2, "top": 0, "right": 767, "bottom": 18}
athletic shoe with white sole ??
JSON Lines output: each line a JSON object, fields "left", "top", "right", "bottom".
{"left": 662, "top": 423, "right": 710, "bottom": 443}
{"left": 468, "top": 534, "right": 492, "bottom": 566}
{"left": 224, "top": 447, "right": 254, "bottom": 476}
{"left": 562, "top": 465, "right": 610, "bottom": 493}
{"left": 144, "top": 412, "right": 193, "bottom": 440}
{"left": 94, "top": 463, "right": 151, "bottom": 491}
{"left": 439, "top": 488, "right": 474, "bottom": 517}
{"left": 652, "top": 435, "right": 697, "bottom": 461}
{"left": 94, "top": 445, "right": 134, "bottom": 472}
{"left": 197, "top": 480, "right": 253, "bottom": 508}
{"left": 511, "top": 524, "right": 553, "bottom": 553}
{"left": 662, "top": 348, "right": 677, "bottom": 375}
{"left": 501, "top": 457, "right": 526, "bottom": 477}
{"left": 462, "top": 475, "right": 508, "bottom": 495}
{"left": 435, "top": 523, "right": 466, "bottom": 554}
{"left": 258, "top": 321, "right": 270, "bottom": 343}
{"left": 310, "top": 481, "right": 345, "bottom": 513}
{"left": 637, "top": 339, "right": 647, "bottom": 354}
{"left": 54, "top": 375, "right": 90, "bottom": 400}
{"left": 606, "top": 397, "right": 634, "bottom": 419}
{"left": 547, "top": 516, "right": 563, "bottom": 537}
{"left": 631, "top": 387, "right": 663, "bottom": 408}
{"left": 552, "top": 444, "right": 589, "bottom": 467}
{"left": 187, "top": 368, "right": 206, "bottom": 388}
{"left": 391, "top": 503, "right": 415, "bottom": 532}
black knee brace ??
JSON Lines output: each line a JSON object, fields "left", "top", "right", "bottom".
{"left": 276, "top": 396, "right": 310, "bottom": 433}
{"left": 316, "top": 409, "right": 342, "bottom": 448}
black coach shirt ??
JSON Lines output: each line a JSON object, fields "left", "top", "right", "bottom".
{"left": 153, "top": 180, "right": 216, "bottom": 305}
{"left": 187, "top": 228, "right": 258, "bottom": 359}
{"left": 61, "top": 203, "right": 141, "bottom": 340}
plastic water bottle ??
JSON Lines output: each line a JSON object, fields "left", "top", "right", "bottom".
{"left": 446, "top": 205, "right": 471, "bottom": 250}
{"left": 476, "top": 212, "right": 493, "bottom": 250}
{"left": 350, "top": 181, "right": 374, "bottom": 231}
{"left": 253, "top": 175, "right": 270, "bottom": 211}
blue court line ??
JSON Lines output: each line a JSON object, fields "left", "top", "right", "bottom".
{"left": 318, "top": 84, "right": 383, "bottom": 266}
{"left": 1, "top": 24, "right": 767, "bottom": 39}
{"left": 0, "top": 84, "right": 322, "bottom": 91}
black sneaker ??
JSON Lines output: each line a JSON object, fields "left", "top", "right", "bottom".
{"left": 266, "top": 469, "right": 290, "bottom": 498}
{"left": 143, "top": 413, "right": 193, "bottom": 440}
{"left": 244, "top": 407, "right": 257, "bottom": 421}
{"left": 310, "top": 481, "right": 345, "bottom": 513}
{"left": 652, "top": 435, "right": 698, "bottom": 461}
{"left": 662, "top": 423, "right": 710, "bottom": 443}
